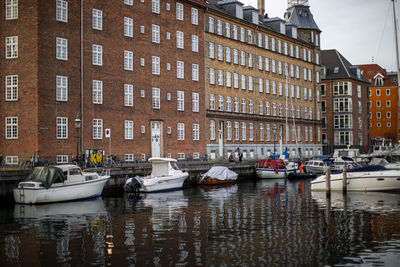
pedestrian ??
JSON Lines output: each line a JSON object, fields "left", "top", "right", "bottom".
{"left": 237, "top": 148, "right": 243, "bottom": 162}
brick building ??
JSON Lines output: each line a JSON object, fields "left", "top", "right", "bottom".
{"left": 1, "top": 0, "right": 206, "bottom": 165}
{"left": 320, "top": 49, "right": 370, "bottom": 155}
{"left": 205, "top": 0, "right": 323, "bottom": 159}
{"left": 358, "top": 64, "right": 399, "bottom": 143}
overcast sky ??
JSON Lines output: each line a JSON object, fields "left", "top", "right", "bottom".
{"left": 243, "top": 0, "right": 400, "bottom": 72}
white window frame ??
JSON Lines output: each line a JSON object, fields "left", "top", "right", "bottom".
{"left": 177, "top": 123, "right": 185, "bottom": 140}
{"left": 124, "top": 17, "right": 133, "bottom": 37}
{"left": 152, "top": 87, "right": 160, "bottom": 109}
{"left": 192, "top": 92, "right": 199, "bottom": 112}
{"left": 210, "top": 120, "right": 215, "bottom": 140}
{"left": 191, "top": 8, "right": 198, "bottom": 25}
{"left": 152, "top": 24, "right": 160, "bottom": 43}
{"left": 152, "top": 0, "right": 160, "bottom": 14}
{"left": 124, "top": 50, "right": 133, "bottom": 71}
{"left": 192, "top": 124, "right": 199, "bottom": 141}
{"left": 93, "top": 119, "right": 103, "bottom": 139}
{"left": 176, "top": 2, "right": 184, "bottom": 21}
{"left": 56, "top": 0, "right": 68, "bottom": 22}
{"left": 192, "top": 35, "right": 198, "bottom": 52}
{"left": 5, "top": 117, "right": 18, "bottom": 139}
{"left": 92, "top": 44, "right": 103, "bottom": 66}
{"left": 56, "top": 117, "right": 68, "bottom": 139}
{"left": 152, "top": 56, "right": 160, "bottom": 75}
{"left": 93, "top": 80, "right": 103, "bottom": 104}
{"left": 56, "top": 37, "right": 68, "bottom": 60}
{"left": 5, "top": 75, "right": 18, "bottom": 101}
{"left": 57, "top": 155, "right": 69, "bottom": 164}
{"left": 92, "top": 9, "right": 103, "bottom": 31}
{"left": 192, "top": 64, "right": 199, "bottom": 81}
{"left": 56, "top": 75, "right": 68, "bottom": 102}
{"left": 124, "top": 84, "right": 133, "bottom": 107}
{"left": 125, "top": 120, "right": 134, "bottom": 140}
{"left": 177, "top": 91, "right": 184, "bottom": 111}
{"left": 177, "top": 61, "right": 184, "bottom": 79}
{"left": 176, "top": 31, "right": 184, "bottom": 49}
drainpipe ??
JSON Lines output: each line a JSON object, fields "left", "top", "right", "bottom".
{"left": 80, "top": 0, "right": 84, "bottom": 156}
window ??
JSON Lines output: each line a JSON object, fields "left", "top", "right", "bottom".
{"left": 192, "top": 64, "right": 199, "bottom": 81}
{"left": 386, "top": 100, "right": 391, "bottom": 107}
{"left": 386, "top": 89, "right": 391, "bottom": 95}
{"left": 124, "top": 0, "right": 133, "bottom": 6}
{"left": 249, "top": 123, "right": 254, "bottom": 141}
{"left": 56, "top": 76, "right": 68, "bottom": 101}
{"left": 5, "top": 75, "right": 18, "bottom": 101}
{"left": 152, "top": 0, "right": 160, "bottom": 14}
{"left": 125, "top": 154, "right": 134, "bottom": 162}
{"left": 93, "top": 80, "right": 103, "bottom": 104}
{"left": 218, "top": 70, "right": 223, "bottom": 86}
{"left": 124, "top": 84, "right": 133, "bottom": 107}
{"left": 191, "top": 8, "right": 198, "bottom": 25}
{"left": 177, "top": 91, "right": 184, "bottom": 111}
{"left": 241, "top": 98, "right": 246, "bottom": 113}
{"left": 218, "top": 95, "right": 224, "bottom": 111}
{"left": 92, "top": 44, "right": 102, "bottom": 66}
{"left": 178, "top": 153, "right": 185, "bottom": 160}
{"left": 5, "top": 117, "right": 17, "bottom": 139}
{"left": 57, "top": 155, "right": 68, "bottom": 164}
{"left": 240, "top": 27, "right": 245, "bottom": 42}
{"left": 387, "top": 112, "right": 391, "bottom": 118}
{"left": 209, "top": 68, "right": 215, "bottom": 84}
{"left": 176, "top": 61, "right": 184, "bottom": 79}
{"left": 265, "top": 80, "right": 270, "bottom": 94}
{"left": 333, "top": 82, "right": 352, "bottom": 96}
{"left": 233, "top": 25, "right": 237, "bottom": 39}
{"left": 376, "top": 100, "right": 381, "bottom": 107}
{"left": 140, "top": 89, "right": 145, "bottom": 98}
{"left": 177, "top": 123, "right": 185, "bottom": 140}
{"left": 176, "top": 31, "right": 184, "bottom": 49}
{"left": 6, "top": 0, "right": 18, "bottom": 20}
{"left": 192, "top": 35, "right": 198, "bottom": 52}
{"left": 259, "top": 78, "right": 263, "bottom": 93}
{"left": 92, "top": 9, "right": 102, "bottom": 30}
{"left": 56, "top": 0, "right": 67, "bottom": 22}
{"left": 226, "top": 72, "right": 232, "bottom": 87}
{"left": 259, "top": 123, "right": 264, "bottom": 141}
{"left": 240, "top": 51, "right": 246, "bottom": 66}
{"left": 176, "top": 3, "right": 184, "bottom": 21}
{"left": 217, "top": 45, "right": 223, "bottom": 61}
{"left": 124, "top": 17, "right": 133, "bottom": 37}
{"left": 152, "top": 56, "right": 160, "bottom": 75}
{"left": 124, "top": 50, "right": 133, "bottom": 71}
{"left": 56, "top": 117, "right": 68, "bottom": 139}
{"left": 152, "top": 88, "right": 160, "bottom": 109}
{"left": 241, "top": 75, "right": 246, "bottom": 90}
{"left": 93, "top": 119, "right": 103, "bottom": 139}
{"left": 234, "top": 122, "right": 239, "bottom": 140}
{"left": 208, "top": 17, "right": 214, "bottom": 33}
{"left": 249, "top": 99, "right": 254, "bottom": 113}
{"left": 152, "top": 24, "right": 160, "bottom": 43}
{"left": 334, "top": 115, "right": 352, "bottom": 129}
{"left": 357, "top": 85, "right": 361, "bottom": 98}
{"left": 192, "top": 124, "right": 199, "bottom": 140}
{"left": 209, "top": 94, "right": 215, "bottom": 110}
{"left": 124, "top": 120, "right": 133, "bottom": 140}
{"left": 376, "top": 89, "right": 381, "bottom": 96}
{"left": 217, "top": 20, "right": 223, "bottom": 35}
{"left": 56, "top": 37, "right": 68, "bottom": 60}
{"left": 227, "top": 121, "right": 232, "bottom": 140}
{"left": 192, "top": 92, "right": 199, "bottom": 112}
{"left": 242, "top": 122, "right": 246, "bottom": 141}
{"left": 225, "top": 22, "right": 231, "bottom": 38}
{"left": 140, "top": 58, "right": 145, "bottom": 66}
{"left": 208, "top": 42, "right": 215, "bottom": 58}
{"left": 259, "top": 101, "right": 264, "bottom": 115}
{"left": 234, "top": 97, "right": 239, "bottom": 112}
{"left": 226, "top": 96, "right": 232, "bottom": 112}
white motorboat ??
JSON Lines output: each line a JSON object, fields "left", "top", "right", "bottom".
{"left": 124, "top": 157, "right": 188, "bottom": 193}
{"left": 13, "top": 165, "right": 111, "bottom": 204}
{"left": 311, "top": 165, "right": 400, "bottom": 191}
{"left": 255, "top": 158, "right": 298, "bottom": 179}
{"left": 303, "top": 158, "right": 328, "bottom": 175}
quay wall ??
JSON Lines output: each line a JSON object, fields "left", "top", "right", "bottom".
{"left": 0, "top": 160, "right": 258, "bottom": 200}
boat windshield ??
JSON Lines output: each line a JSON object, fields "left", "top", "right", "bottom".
{"left": 171, "top": 162, "right": 180, "bottom": 170}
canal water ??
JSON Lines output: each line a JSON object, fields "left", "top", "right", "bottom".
{"left": 1, "top": 178, "right": 400, "bottom": 266}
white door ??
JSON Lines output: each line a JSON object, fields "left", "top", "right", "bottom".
{"left": 151, "top": 122, "right": 161, "bottom": 157}
{"left": 218, "top": 121, "right": 224, "bottom": 157}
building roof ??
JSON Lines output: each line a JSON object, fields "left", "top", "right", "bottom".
{"left": 321, "top": 49, "right": 370, "bottom": 83}
{"left": 285, "top": 5, "right": 320, "bottom": 31}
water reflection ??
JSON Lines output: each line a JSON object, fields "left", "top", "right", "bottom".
{"left": 1, "top": 180, "right": 400, "bottom": 266}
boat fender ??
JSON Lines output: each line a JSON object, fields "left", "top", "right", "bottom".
{"left": 124, "top": 176, "right": 142, "bottom": 193}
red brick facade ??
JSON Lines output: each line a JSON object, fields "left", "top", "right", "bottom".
{"left": 1, "top": 0, "right": 206, "bottom": 164}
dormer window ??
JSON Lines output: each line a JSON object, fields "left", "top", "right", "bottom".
{"left": 252, "top": 11, "right": 258, "bottom": 24}
{"left": 375, "top": 77, "right": 383, "bottom": 86}
{"left": 236, "top": 5, "right": 243, "bottom": 19}
{"left": 333, "top": 67, "right": 339, "bottom": 74}
{"left": 280, "top": 22, "right": 286, "bottom": 34}
{"left": 374, "top": 73, "right": 384, "bottom": 86}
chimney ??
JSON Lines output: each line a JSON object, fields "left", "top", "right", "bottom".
{"left": 258, "top": 0, "right": 265, "bottom": 16}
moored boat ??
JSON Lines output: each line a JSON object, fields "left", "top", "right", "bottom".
{"left": 255, "top": 158, "right": 299, "bottom": 179}
{"left": 311, "top": 165, "right": 400, "bottom": 191}
{"left": 13, "top": 165, "right": 111, "bottom": 204}
{"left": 197, "top": 166, "right": 238, "bottom": 185}
{"left": 124, "top": 157, "right": 188, "bottom": 193}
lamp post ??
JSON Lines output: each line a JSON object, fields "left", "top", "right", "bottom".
{"left": 74, "top": 115, "right": 81, "bottom": 166}
{"left": 273, "top": 124, "right": 277, "bottom": 154}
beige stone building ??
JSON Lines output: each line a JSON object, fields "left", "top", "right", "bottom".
{"left": 205, "top": 0, "right": 322, "bottom": 159}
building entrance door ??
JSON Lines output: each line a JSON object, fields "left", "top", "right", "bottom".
{"left": 151, "top": 122, "right": 161, "bottom": 157}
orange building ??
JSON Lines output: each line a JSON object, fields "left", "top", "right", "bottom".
{"left": 358, "top": 64, "right": 399, "bottom": 143}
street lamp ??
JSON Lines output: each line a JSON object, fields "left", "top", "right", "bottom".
{"left": 273, "top": 124, "right": 277, "bottom": 154}
{"left": 74, "top": 115, "right": 81, "bottom": 166}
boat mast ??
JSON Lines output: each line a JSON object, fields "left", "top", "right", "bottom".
{"left": 393, "top": 0, "right": 400, "bottom": 143}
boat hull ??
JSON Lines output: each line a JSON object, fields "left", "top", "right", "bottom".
{"left": 13, "top": 176, "right": 110, "bottom": 204}
{"left": 311, "top": 171, "right": 400, "bottom": 191}
{"left": 196, "top": 177, "right": 235, "bottom": 185}
{"left": 139, "top": 173, "right": 188, "bottom": 192}
{"left": 256, "top": 168, "right": 286, "bottom": 179}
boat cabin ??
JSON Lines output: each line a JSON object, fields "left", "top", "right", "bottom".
{"left": 149, "top": 157, "right": 181, "bottom": 177}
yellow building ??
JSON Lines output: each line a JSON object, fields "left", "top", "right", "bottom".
{"left": 205, "top": 0, "right": 322, "bottom": 159}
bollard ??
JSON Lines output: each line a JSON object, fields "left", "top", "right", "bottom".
{"left": 325, "top": 166, "right": 331, "bottom": 193}
{"left": 342, "top": 166, "right": 347, "bottom": 192}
